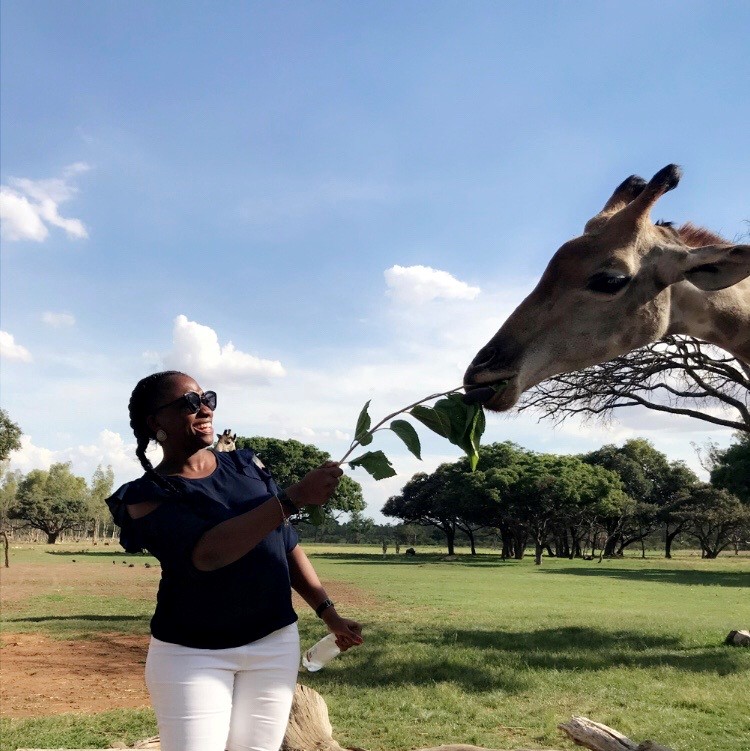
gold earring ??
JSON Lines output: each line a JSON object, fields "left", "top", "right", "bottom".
{"left": 155, "top": 429, "right": 168, "bottom": 443}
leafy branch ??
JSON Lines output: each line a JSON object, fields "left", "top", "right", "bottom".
{"left": 303, "top": 383, "right": 504, "bottom": 525}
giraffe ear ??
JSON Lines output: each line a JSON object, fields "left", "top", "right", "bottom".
{"left": 681, "top": 244, "right": 750, "bottom": 291}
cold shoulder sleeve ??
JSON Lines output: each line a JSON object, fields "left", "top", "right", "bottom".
{"left": 131, "top": 502, "right": 218, "bottom": 573}
{"left": 106, "top": 478, "right": 217, "bottom": 568}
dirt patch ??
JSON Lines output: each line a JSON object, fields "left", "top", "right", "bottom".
{"left": 0, "top": 560, "right": 161, "bottom": 606}
{"left": 1, "top": 557, "right": 375, "bottom": 718}
{"left": 1, "top": 631, "right": 151, "bottom": 717}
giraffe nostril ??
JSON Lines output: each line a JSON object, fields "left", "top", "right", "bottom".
{"left": 473, "top": 346, "right": 497, "bottom": 369}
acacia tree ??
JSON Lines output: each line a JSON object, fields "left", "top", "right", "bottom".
{"left": 519, "top": 336, "right": 749, "bottom": 433}
{"left": 11, "top": 463, "right": 89, "bottom": 543}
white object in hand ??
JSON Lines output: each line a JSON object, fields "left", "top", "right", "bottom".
{"left": 302, "top": 633, "right": 340, "bottom": 672}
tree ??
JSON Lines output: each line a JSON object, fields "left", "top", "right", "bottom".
{"left": 710, "top": 432, "right": 750, "bottom": 504}
{"left": 383, "top": 453, "right": 508, "bottom": 555}
{"left": 472, "top": 441, "right": 529, "bottom": 560}
{"left": 0, "top": 469, "right": 21, "bottom": 567}
{"left": 235, "top": 436, "right": 365, "bottom": 516}
{"left": 0, "top": 470, "right": 21, "bottom": 529}
{"left": 344, "top": 510, "right": 376, "bottom": 544}
{"left": 656, "top": 462, "right": 703, "bottom": 558}
{"left": 88, "top": 465, "right": 114, "bottom": 542}
{"left": 675, "top": 484, "right": 750, "bottom": 558}
{"left": 497, "top": 453, "right": 627, "bottom": 565}
{"left": 0, "top": 409, "right": 22, "bottom": 462}
{"left": 11, "top": 463, "right": 89, "bottom": 543}
{"left": 519, "top": 336, "right": 749, "bottom": 433}
{"left": 582, "top": 439, "right": 698, "bottom": 557}
{"left": 383, "top": 470, "right": 460, "bottom": 554}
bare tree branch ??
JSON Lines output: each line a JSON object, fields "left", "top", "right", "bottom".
{"left": 518, "top": 336, "right": 749, "bottom": 433}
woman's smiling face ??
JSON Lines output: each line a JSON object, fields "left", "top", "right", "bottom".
{"left": 147, "top": 374, "right": 216, "bottom": 451}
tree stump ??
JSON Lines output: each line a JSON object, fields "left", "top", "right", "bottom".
{"left": 281, "top": 683, "right": 350, "bottom": 751}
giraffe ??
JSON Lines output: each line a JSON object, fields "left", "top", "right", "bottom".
{"left": 214, "top": 429, "right": 237, "bottom": 452}
{"left": 464, "top": 164, "right": 750, "bottom": 411}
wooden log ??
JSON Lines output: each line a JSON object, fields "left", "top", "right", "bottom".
{"left": 557, "top": 716, "right": 673, "bottom": 751}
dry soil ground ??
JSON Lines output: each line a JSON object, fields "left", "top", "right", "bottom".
{"left": 0, "top": 555, "right": 371, "bottom": 718}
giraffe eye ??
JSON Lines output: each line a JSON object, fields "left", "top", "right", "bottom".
{"left": 587, "top": 272, "right": 631, "bottom": 294}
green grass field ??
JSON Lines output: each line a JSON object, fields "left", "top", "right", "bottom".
{"left": 1, "top": 544, "right": 749, "bottom": 750}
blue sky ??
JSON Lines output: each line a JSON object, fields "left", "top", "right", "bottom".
{"left": 2, "top": 1, "right": 748, "bottom": 522}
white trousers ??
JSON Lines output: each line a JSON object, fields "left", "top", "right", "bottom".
{"left": 145, "top": 623, "right": 300, "bottom": 751}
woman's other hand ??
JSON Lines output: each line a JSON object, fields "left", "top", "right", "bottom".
{"left": 321, "top": 609, "right": 364, "bottom": 651}
{"left": 287, "top": 463, "right": 342, "bottom": 508}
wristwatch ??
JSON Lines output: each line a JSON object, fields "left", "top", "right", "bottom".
{"left": 277, "top": 488, "right": 299, "bottom": 517}
{"left": 315, "top": 598, "right": 334, "bottom": 618}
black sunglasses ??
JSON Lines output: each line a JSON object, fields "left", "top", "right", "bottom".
{"left": 154, "top": 390, "right": 217, "bottom": 414}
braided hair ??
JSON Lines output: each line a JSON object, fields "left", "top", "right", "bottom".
{"left": 128, "top": 371, "right": 187, "bottom": 494}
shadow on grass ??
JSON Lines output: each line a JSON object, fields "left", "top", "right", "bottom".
{"left": 5, "top": 614, "right": 146, "bottom": 623}
{"left": 540, "top": 566, "right": 750, "bottom": 588}
{"left": 307, "top": 624, "right": 747, "bottom": 695}
{"left": 46, "top": 550, "right": 147, "bottom": 558}
{"left": 307, "top": 551, "right": 510, "bottom": 567}
{"left": 2, "top": 613, "right": 151, "bottom": 636}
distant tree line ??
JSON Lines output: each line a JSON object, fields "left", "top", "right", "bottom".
{"left": 2, "top": 408, "right": 747, "bottom": 561}
{"left": 382, "top": 435, "right": 750, "bottom": 562}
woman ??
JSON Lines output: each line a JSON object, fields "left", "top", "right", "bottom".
{"left": 107, "top": 370, "right": 363, "bottom": 751}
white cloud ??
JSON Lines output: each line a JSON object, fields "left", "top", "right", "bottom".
{"left": 286, "top": 426, "right": 351, "bottom": 442}
{"left": 161, "top": 315, "right": 286, "bottom": 385}
{"left": 0, "top": 164, "right": 90, "bottom": 243}
{"left": 8, "top": 430, "right": 153, "bottom": 489}
{"left": 63, "top": 162, "right": 91, "bottom": 177}
{"left": 0, "top": 330, "right": 32, "bottom": 362}
{"left": 384, "top": 265, "right": 481, "bottom": 304}
{"left": 0, "top": 188, "right": 49, "bottom": 241}
{"left": 42, "top": 311, "right": 76, "bottom": 328}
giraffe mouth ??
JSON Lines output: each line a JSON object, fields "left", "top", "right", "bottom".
{"left": 462, "top": 379, "right": 512, "bottom": 407}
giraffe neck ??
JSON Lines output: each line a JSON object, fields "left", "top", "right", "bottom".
{"left": 668, "top": 279, "right": 750, "bottom": 364}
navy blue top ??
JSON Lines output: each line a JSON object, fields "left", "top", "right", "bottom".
{"left": 106, "top": 449, "right": 299, "bottom": 649}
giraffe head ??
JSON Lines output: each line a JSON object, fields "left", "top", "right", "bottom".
{"left": 464, "top": 165, "right": 750, "bottom": 411}
{"left": 214, "top": 429, "right": 237, "bottom": 452}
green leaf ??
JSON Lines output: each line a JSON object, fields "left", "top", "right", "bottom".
{"left": 433, "top": 394, "right": 473, "bottom": 443}
{"left": 410, "top": 405, "right": 451, "bottom": 438}
{"left": 466, "top": 407, "right": 482, "bottom": 471}
{"left": 354, "top": 400, "right": 373, "bottom": 446}
{"left": 471, "top": 407, "right": 486, "bottom": 453}
{"left": 389, "top": 420, "right": 422, "bottom": 460}
{"left": 305, "top": 506, "right": 327, "bottom": 527}
{"left": 431, "top": 395, "right": 486, "bottom": 472}
{"left": 349, "top": 450, "right": 397, "bottom": 480}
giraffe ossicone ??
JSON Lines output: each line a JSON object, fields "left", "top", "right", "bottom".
{"left": 464, "top": 164, "right": 750, "bottom": 411}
